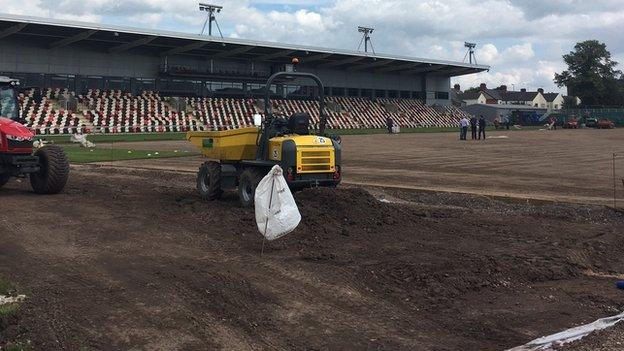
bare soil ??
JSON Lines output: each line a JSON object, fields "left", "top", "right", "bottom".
{"left": 98, "top": 128, "right": 624, "bottom": 206}
{"left": 1, "top": 165, "right": 624, "bottom": 350}
{"left": 559, "top": 322, "right": 624, "bottom": 350}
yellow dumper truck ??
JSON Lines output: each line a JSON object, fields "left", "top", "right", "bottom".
{"left": 187, "top": 71, "right": 342, "bottom": 207}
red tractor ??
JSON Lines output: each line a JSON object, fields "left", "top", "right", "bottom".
{"left": 0, "top": 77, "right": 69, "bottom": 193}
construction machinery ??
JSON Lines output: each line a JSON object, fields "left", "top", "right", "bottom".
{"left": 0, "top": 77, "right": 69, "bottom": 193}
{"left": 187, "top": 70, "right": 341, "bottom": 207}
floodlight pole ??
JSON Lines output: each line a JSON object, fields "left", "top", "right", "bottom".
{"left": 357, "top": 26, "right": 375, "bottom": 54}
{"left": 199, "top": 3, "right": 223, "bottom": 37}
{"left": 464, "top": 42, "right": 477, "bottom": 65}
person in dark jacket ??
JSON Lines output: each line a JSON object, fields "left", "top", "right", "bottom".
{"left": 386, "top": 117, "right": 394, "bottom": 134}
{"left": 470, "top": 116, "right": 478, "bottom": 140}
{"left": 478, "top": 115, "right": 487, "bottom": 140}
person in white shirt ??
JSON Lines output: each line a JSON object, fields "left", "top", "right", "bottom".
{"left": 459, "top": 116, "right": 470, "bottom": 140}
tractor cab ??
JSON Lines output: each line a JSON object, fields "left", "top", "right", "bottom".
{"left": 0, "top": 77, "right": 33, "bottom": 153}
{"left": 0, "top": 76, "right": 20, "bottom": 121}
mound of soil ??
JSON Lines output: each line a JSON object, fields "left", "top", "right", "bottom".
{"left": 558, "top": 322, "right": 624, "bottom": 350}
{"left": 1, "top": 166, "right": 624, "bottom": 350}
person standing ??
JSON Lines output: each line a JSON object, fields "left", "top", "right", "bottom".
{"left": 470, "top": 116, "right": 478, "bottom": 140}
{"left": 386, "top": 117, "right": 394, "bottom": 134}
{"left": 478, "top": 115, "right": 487, "bottom": 140}
{"left": 504, "top": 115, "right": 511, "bottom": 130}
{"left": 459, "top": 116, "right": 469, "bottom": 140}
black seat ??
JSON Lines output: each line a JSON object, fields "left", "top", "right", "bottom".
{"left": 288, "top": 112, "right": 310, "bottom": 135}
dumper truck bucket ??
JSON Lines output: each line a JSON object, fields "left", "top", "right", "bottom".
{"left": 187, "top": 127, "right": 259, "bottom": 161}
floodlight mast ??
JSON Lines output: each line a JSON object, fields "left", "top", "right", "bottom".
{"left": 464, "top": 42, "right": 477, "bottom": 65}
{"left": 357, "top": 26, "right": 375, "bottom": 54}
{"left": 199, "top": 3, "right": 223, "bottom": 37}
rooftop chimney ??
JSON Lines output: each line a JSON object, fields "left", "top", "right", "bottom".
{"left": 520, "top": 88, "right": 527, "bottom": 93}
{"left": 499, "top": 85, "right": 507, "bottom": 91}
{"left": 537, "top": 88, "right": 544, "bottom": 94}
{"left": 479, "top": 83, "right": 487, "bottom": 90}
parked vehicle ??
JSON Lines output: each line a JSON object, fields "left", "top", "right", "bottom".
{"left": 563, "top": 119, "right": 579, "bottom": 129}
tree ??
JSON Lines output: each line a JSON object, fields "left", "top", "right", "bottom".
{"left": 554, "top": 40, "right": 623, "bottom": 107}
{"left": 463, "top": 86, "right": 481, "bottom": 93}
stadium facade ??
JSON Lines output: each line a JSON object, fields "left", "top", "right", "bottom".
{"left": 0, "top": 13, "right": 489, "bottom": 106}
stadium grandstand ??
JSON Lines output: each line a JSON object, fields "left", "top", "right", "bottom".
{"left": 0, "top": 13, "right": 489, "bottom": 134}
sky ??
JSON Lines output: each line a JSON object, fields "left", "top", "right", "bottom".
{"left": 1, "top": 0, "right": 623, "bottom": 94}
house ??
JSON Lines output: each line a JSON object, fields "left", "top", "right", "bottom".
{"left": 500, "top": 88, "right": 547, "bottom": 108}
{"left": 452, "top": 84, "right": 497, "bottom": 106}
{"left": 543, "top": 92, "right": 564, "bottom": 110}
{"left": 454, "top": 84, "right": 564, "bottom": 110}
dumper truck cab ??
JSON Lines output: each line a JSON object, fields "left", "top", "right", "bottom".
{"left": 0, "top": 76, "right": 70, "bottom": 194}
{"left": 187, "top": 70, "right": 341, "bottom": 207}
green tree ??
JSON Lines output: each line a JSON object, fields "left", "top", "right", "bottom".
{"left": 555, "top": 40, "right": 623, "bottom": 107}
{"left": 463, "top": 86, "right": 481, "bottom": 93}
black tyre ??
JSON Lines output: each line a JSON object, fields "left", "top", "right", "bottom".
{"left": 197, "top": 161, "right": 222, "bottom": 201}
{"left": 0, "top": 174, "right": 10, "bottom": 188}
{"left": 30, "top": 145, "right": 70, "bottom": 194}
{"left": 238, "top": 167, "right": 264, "bottom": 208}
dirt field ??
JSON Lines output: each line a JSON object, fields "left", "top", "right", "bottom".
{"left": 101, "top": 128, "right": 624, "bottom": 206}
{"left": 2, "top": 128, "right": 624, "bottom": 350}
{"left": 1, "top": 165, "right": 624, "bottom": 350}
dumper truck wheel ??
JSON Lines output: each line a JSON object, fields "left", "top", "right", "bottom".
{"left": 238, "top": 167, "right": 264, "bottom": 208}
{"left": 0, "top": 174, "right": 10, "bottom": 188}
{"left": 30, "top": 145, "right": 70, "bottom": 194}
{"left": 197, "top": 161, "right": 222, "bottom": 201}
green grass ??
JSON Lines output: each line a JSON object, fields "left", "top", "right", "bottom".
{"left": 40, "top": 132, "right": 187, "bottom": 144}
{"left": 0, "top": 275, "right": 10, "bottom": 296}
{"left": 61, "top": 145, "right": 199, "bottom": 164}
{"left": 3, "top": 342, "right": 33, "bottom": 351}
{"left": 38, "top": 125, "right": 547, "bottom": 145}
{"left": 0, "top": 275, "right": 19, "bottom": 319}
{"left": 0, "top": 303, "right": 19, "bottom": 318}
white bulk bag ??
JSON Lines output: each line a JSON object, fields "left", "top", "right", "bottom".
{"left": 255, "top": 165, "right": 301, "bottom": 241}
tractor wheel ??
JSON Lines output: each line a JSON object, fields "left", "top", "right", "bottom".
{"left": 0, "top": 174, "right": 10, "bottom": 188}
{"left": 197, "top": 161, "right": 222, "bottom": 201}
{"left": 238, "top": 167, "right": 264, "bottom": 208}
{"left": 30, "top": 145, "right": 70, "bottom": 194}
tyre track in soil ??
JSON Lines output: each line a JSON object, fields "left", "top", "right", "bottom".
{"left": 1, "top": 166, "right": 624, "bottom": 350}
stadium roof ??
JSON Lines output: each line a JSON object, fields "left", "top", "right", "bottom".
{"left": 0, "top": 13, "right": 489, "bottom": 77}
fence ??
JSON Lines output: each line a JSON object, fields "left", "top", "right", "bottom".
{"left": 613, "top": 153, "right": 624, "bottom": 209}
{"left": 560, "top": 108, "right": 624, "bottom": 126}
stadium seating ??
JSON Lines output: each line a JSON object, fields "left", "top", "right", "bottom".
{"left": 18, "top": 89, "right": 83, "bottom": 134}
{"left": 18, "top": 88, "right": 468, "bottom": 134}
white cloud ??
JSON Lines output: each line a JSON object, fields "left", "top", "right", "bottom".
{"left": 503, "top": 43, "right": 535, "bottom": 62}
{"left": 479, "top": 44, "right": 502, "bottom": 65}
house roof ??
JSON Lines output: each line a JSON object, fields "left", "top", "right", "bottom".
{"left": 456, "top": 91, "right": 482, "bottom": 100}
{"left": 482, "top": 89, "right": 503, "bottom": 100}
{"left": 542, "top": 93, "right": 561, "bottom": 102}
{"left": 499, "top": 91, "right": 539, "bottom": 102}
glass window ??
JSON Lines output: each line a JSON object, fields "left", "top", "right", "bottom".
{"left": 347, "top": 88, "right": 359, "bottom": 97}
{"left": 436, "top": 91, "right": 450, "bottom": 100}
{"left": 331, "top": 87, "right": 345, "bottom": 96}
{"left": 0, "top": 87, "right": 18, "bottom": 120}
